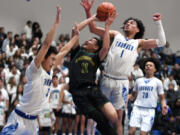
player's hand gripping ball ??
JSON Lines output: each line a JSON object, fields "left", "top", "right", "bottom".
{"left": 96, "top": 2, "right": 116, "bottom": 21}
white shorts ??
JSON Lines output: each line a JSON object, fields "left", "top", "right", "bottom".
{"left": 1, "top": 110, "right": 39, "bottom": 135}
{"left": 100, "top": 76, "right": 129, "bottom": 110}
{"left": 129, "top": 106, "right": 155, "bottom": 132}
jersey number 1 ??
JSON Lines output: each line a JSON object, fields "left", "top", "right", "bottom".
{"left": 120, "top": 50, "right": 125, "bottom": 58}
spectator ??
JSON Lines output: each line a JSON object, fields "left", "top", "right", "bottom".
{"left": 87, "top": 119, "right": 97, "bottom": 135}
{"left": 0, "top": 91, "right": 6, "bottom": 131}
{"left": 49, "top": 75, "right": 63, "bottom": 135}
{"left": 2, "top": 31, "right": 13, "bottom": 53}
{"left": 60, "top": 84, "right": 76, "bottom": 135}
{"left": 0, "top": 78, "right": 9, "bottom": 121}
{"left": 166, "top": 83, "right": 179, "bottom": 109}
{"left": 131, "top": 63, "right": 144, "bottom": 80}
{"left": 162, "top": 41, "right": 174, "bottom": 65}
{"left": 164, "top": 74, "right": 178, "bottom": 91}
{"left": 32, "top": 22, "right": 43, "bottom": 41}
{"left": 13, "top": 34, "right": 21, "bottom": 47}
{"left": 23, "top": 20, "right": 32, "bottom": 41}
{"left": 0, "top": 27, "right": 7, "bottom": 50}
{"left": 171, "top": 63, "right": 180, "bottom": 85}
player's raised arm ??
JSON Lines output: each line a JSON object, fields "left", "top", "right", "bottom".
{"left": 139, "top": 13, "right": 166, "bottom": 49}
{"left": 81, "top": 0, "right": 118, "bottom": 38}
{"left": 54, "top": 23, "right": 80, "bottom": 67}
{"left": 34, "top": 6, "right": 61, "bottom": 68}
{"left": 71, "top": 14, "right": 97, "bottom": 50}
{"left": 99, "top": 13, "right": 116, "bottom": 61}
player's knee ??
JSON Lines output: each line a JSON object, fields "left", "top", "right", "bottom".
{"left": 129, "top": 127, "right": 136, "bottom": 135}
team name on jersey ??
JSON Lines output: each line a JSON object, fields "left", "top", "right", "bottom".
{"left": 75, "top": 56, "right": 95, "bottom": 66}
{"left": 115, "top": 41, "right": 134, "bottom": 51}
{"left": 44, "top": 79, "right": 52, "bottom": 86}
{"left": 139, "top": 86, "right": 153, "bottom": 91}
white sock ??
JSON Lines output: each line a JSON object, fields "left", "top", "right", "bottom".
{"left": 62, "top": 133, "right": 66, "bottom": 135}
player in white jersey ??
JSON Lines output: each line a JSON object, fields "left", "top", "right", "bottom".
{"left": 0, "top": 6, "right": 81, "bottom": 135}
{"left": 49, "top": 74, "right": 63, "bottom": 134}
{"left": 128, "top": 58, "right": 168, "bottom": 135}
{"left": 81, "top": 0, "right": 166, "bottom": 134}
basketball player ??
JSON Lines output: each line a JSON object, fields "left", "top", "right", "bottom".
{"left": 81, "top": 0, "right": 166, "bottom": 134}
{"left": 0, "top": 6, "right": 81, "bottom": 135}
{"left": 128, "top": 58, "right": 168, "bottom": 135}
{"left": 49, "top": 75, "right": 63, "bottom": 134}
{"left": 69, "top": 14, "right": 118, "bottom": 135}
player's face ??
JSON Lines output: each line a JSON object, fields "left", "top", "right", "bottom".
{"left": 83, "top": 38, "right": 99, "bottom": 52}
{"left": 42, "top": 53, "right": 56, "bottom": 72}
{"left": 124, "top": 20, "right": 139, "bottom": 34}
{"left": 52, "top": 77, "right": 58, "bottom": 86}
{"left": 144, "top": 61, "right": 156, "bottom": 76}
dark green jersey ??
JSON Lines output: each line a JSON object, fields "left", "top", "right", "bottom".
{"left": 69, "top": 46, "right": 101, "bottom": 90}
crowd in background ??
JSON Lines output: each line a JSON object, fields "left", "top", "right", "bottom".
{"left": 0, "top": 20, "right": 180, "bottom": 135}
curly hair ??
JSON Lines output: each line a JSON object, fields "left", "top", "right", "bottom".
{"left": 141, "top": 57, "right": 161, "bottom": 72}
{"left": 123, "top": 17, "right": 145, "bottom": 39}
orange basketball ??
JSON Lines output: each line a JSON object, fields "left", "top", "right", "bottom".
{"left": 96, "top": 2, "right": 116, "bottom": 21}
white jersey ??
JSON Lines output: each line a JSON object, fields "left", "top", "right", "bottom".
{"left": 133, "top": 77, "right": 164, "bottom": 108}
{"left": 16, "top": 60, "right": 52, "bottom": 115}
{"left": 104, "top": 33, "right": 139, "bottom": 79}
{"left": 49, "top": 84, "right": 62, "bottom": 109}
{"left": 62, "top": 90, "right": 76, "bottom": 114}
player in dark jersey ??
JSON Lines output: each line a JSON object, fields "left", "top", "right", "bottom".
{"left": 69, "top": 14, "right": 118, "bottom": 135}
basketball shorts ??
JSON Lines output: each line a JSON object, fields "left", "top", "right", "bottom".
{"left": 129, "top": 106, "right": 155, "bottom": 132}
{"left": 1, "top": 110, "right": 39, "bottom": 135}
{"left": 100, "top": 76, "right": 129, "bottom": 110}
{"left": 70, "top": 85, "right": 109, "bottom": 116}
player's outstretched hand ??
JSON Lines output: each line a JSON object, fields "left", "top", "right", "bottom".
{"left": 153, "top": 13, "right": 162, "bottom": 21}
{"left": 80, "top": 0, "right": 94, "bottom": 12}
{"left": 106, "top": 12, "right": 116, "bottom": 26}
{"left": 56, "top": 6, "right": 61, "bottom": 24}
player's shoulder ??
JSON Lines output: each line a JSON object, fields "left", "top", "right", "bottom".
{"left": 152, "top": 77, "right": 162, "bottom": 84}
{"left": 136, "top": 77, "right": 144, "bottom": 82}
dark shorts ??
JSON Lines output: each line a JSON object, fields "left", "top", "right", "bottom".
{"left": 39, "top": 127, "right": 51, "bottom": 132}
{"left": 53, "top": 109, "right": 62, "bottom": 117}
{"left": 71, "top": 85, "right": 109, "bottom": 116}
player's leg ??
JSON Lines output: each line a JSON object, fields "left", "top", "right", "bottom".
{"left": 53, "top": 109, "right": 60, "bottom": 134}
{"left": 88, "top": 108, "right": 118, "bottom": 135}
{"left": 140, "top": 109, "right": 155, "bottom": 135}
{"left": 115, "top": 80, "right": 129, "bottom": 135}
{"left": 61, "top": 117, "right": 68, "bottom": 135}
{"left": 140, "top": 131, "right": 148, "bottom": 135}
{"left": 128, "top": 106, "right": 141, "bottom": 135}
{"left": 67, "top": 117, "right": 73, "bottom": 135}
{"left": 80, "top": 115, "right": 86, "bottom": 135}
{"left": 1, "top": 111, "right": 39, "bottom": 135}
{"left": 73, "top": 114, "right": 80, "bottom": 135}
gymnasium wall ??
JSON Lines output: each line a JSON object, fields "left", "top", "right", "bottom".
{"left": 0, "top": 0, "right": 179, "bottom": 52}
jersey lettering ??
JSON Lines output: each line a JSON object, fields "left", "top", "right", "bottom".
{"left": 115, "top": 41, "right": 134, "bottom": 51}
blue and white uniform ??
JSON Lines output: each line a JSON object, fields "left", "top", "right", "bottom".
{"left": 129, "top": 77, "right": 164, "bottom": 132}
{"left": 49, "top": 84, "right": 62, "bottom": 110}
{"left": 100, "top": 33, "right": 139, "bottom": 109}
{"left": 1, "top": 60, "right": 52, "bottom": 135}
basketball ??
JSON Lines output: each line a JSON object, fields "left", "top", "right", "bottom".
{"left": 96, "top": 2, "right": 116, "bottom": 21}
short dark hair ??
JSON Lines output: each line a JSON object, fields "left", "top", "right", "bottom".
{"left": 123, "top": 17, "right": 145, "bottom": 39}
{"left": 93, "top": 37, "right": 103, "bottom": 53}
{"left": 52, "top": 75, "right": 58, "bottom": 79}
{"left": 37, "top": 46, "right": 58, "bottom": 59}
{"left": 141, "top": 57, "right": 160, "bottom": 72}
